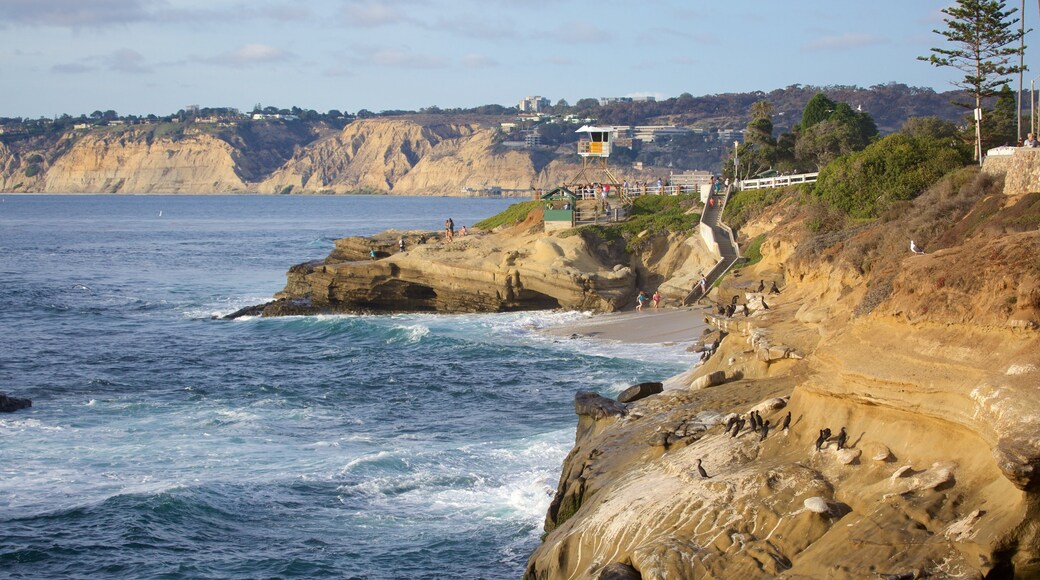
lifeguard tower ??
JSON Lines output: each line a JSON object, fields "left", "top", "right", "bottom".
{"left": 572, "top": 125, "right": 621, "bottom": 186}
{"left": 541, "top": 126, "right": 632, "bottom": 231}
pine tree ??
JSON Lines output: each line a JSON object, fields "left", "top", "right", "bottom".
{"left": 919, "top": 0, "right": 1027, "bottom": 160}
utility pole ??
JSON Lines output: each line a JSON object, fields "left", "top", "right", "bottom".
{"left": 1019, "top": 0, "right": 1026, "bottom": 143}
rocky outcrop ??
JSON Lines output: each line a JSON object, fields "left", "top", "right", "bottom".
{"left": 527, "top": 171, "right": 1040, "bottom": 578}
{"left": 0, "top": 393, "right": 32, "bottom": 412}
{"left": 258, "top": 215, "right": 642, "bottom": 315}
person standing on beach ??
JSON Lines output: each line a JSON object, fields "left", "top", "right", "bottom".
{"left": 398, "top": 237, "right": 405, "bottom": 252}
{"left": 445, "top": 218, "right": 454, "bottom": 242}
{"left": 652, "top": 290, "right": 661, "bottom": 308}
{"left": 636, "top": 291, "right": 648, "bottom": 311}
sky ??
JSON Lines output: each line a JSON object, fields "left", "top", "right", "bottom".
{"left": 1, "top": 0, "right": 1036, "bottom": 119}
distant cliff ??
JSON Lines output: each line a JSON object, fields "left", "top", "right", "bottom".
{"left": 0, "top": 118, "right": 583, "bottom": 195}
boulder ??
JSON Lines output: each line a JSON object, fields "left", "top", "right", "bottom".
{"left": 575, "top": 391, "right": 627, "bottom": 420}
{"left": 690, "top": 371, "right": 726, "bottom": 390}
{"left": 803, "top": 497, "right": 831, "bottom": 514}
{"left": 617, "top": 382, "right": 664, "bottom": 403}
{"left": 0, "top": 393, "right": 32, "bottom": 413}
{"left": 835, "top": 448, "right": 861, "bottom": 465}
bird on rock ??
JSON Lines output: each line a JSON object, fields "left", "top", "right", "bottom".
{"left": 780, "top": 411, "right": 791, "bottom": 431}
{"left": 696, "top": 458, "right": 709, "bottom": 479}
{"left": 836, "top": 427, "right": 848, "bottom": 450}
{"left": 815, "top": 429, "right": 828, "bottom": 451}
{"left": 759, "top": 420, "right": 770, "bottom": 441}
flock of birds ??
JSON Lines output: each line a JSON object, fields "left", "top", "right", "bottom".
{"left": 695, "top": 411, "right": 849, "bottom": 479}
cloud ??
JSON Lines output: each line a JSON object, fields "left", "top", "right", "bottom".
{"left": 201, "top": 44, "right": 294, "bottom": 67}
{"left": 547, "top": 22, "right": 609, "bottom": 44}
{"left": 461, "top": 53, "right": 497, "bottom": 68}
{"left": 51, "top": 62, "right": 94, "bottom": 74}
{"left": 425, "top": 14, "right": 519, "bottom": 40}
{"left": 49, "top": 48, "right": 152, "bottom": 75}
{"left": 0, "top": 0, "right": 151, "bottom": 28}
{"left": 351, "top": 45, "right": 447, "bottom": 68}
{"left": 339, "top": 0, "right": 420, "bottom": 27}
{"left": 801, "top": 33, "right": 883, "bottom": 52}
{"left": 104, "top": 48, "right": 152, "bottom": 74}
{"left": 0, "top": 0, "right": 314, "bottom": 29}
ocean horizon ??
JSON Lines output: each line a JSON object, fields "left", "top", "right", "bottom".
{"left": 0, "top": 195, "right": 693, "bottom": 578}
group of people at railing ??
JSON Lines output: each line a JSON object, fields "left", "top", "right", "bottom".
{"left": 573, "top": 183, "right": 616, "bottom": 201}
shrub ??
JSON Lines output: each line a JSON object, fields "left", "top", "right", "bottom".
{"left": 723, "top": 187, "right": 789, "bottom": 229}
{"left": 27, "top": 153, "right": 44, "bottom": 164}
{"left": 813, "top": 132, "right": 970, "bottom": 219}
{"left": 24, "top": 164, "right": 40, "bottom": 177}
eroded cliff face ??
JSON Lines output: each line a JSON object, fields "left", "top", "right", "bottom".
{"left": 41, "top": 130, "right": 248, "bottom": 193}
{"left": 257, "top": 210, "right": 659, "bottom": 316}
{"left": 1, "top": 118, "right": 583, "bottom": 195}
{"left": 259, "top": 118, "right": 578, "bottom": 195}
{"left": 526, "top": 174, "right": 1040, "bottom": 578}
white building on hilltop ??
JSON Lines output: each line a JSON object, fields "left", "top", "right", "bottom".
{"left": 519, "top": 96, "right": 550, "bottom": 112}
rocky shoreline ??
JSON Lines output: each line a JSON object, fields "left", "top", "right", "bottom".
{"left": 523, "top": 176, "right": 1040, "bottom": 578}
{"left": 246, "top": 175, "right": 1039, "bottom": 578}
{"left": 231, "top": 207, "right": 717, "bottom": 319}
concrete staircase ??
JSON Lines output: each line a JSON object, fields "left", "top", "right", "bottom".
{"left": 683, "top": 192, "right": 742, "bottom": 305}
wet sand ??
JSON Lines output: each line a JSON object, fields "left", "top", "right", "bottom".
{"left": 545, "top": 306, "right": 711, "bottom": 345}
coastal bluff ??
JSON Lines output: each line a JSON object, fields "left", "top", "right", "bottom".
{"left": 245, "top": 208, "right": 716, "bottom": 317}
{"left": 0, "top": 118, "right": 578, "bottom": 195}
{"left": 525, "top": 171, "right": 1040, "bottom": 578}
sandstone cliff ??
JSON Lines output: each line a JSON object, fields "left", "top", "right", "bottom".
{"left": 249, "top": 208, "right": 715, "bottom": 317}
{"left": 39, "top": 129, "right": 248, "bottom": 193}
{"left": 525, "top": 170, "right": 1040, "bottom": 578}
{"left": 1, "top": 118, "right": 593, "bottom": 195}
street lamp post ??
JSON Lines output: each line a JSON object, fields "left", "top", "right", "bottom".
{"left": 733, "top": 141, "right": 740, "bottom": 187}
{"left": 1031, "top": 75, "right": 1040, "bottom": 138}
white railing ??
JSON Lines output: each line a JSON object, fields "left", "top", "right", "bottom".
{"left": 739, "top": 172, "right": 819, "bottom": 190}
{"left": 620, "top": 184, "right": 702, "bottom": 197}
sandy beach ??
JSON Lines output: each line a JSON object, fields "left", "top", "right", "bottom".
{"left": 544, "top": 306, "right": 712, "bottom": 345}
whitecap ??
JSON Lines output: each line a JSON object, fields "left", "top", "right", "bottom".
{"left": 387, "top": 323, "right": 430, "bottom": 344}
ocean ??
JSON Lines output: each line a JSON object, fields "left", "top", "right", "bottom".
{"left": 0, "top": 195, "right": 694, "bottom": 579}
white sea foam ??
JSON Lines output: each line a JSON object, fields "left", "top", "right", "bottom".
{"left": 0, "top": 418, "right": 65, "bottom": 432}
{"left": 388, "top": 323, "right": 430, "bottom": 344}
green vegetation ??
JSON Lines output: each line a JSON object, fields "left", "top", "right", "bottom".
{"left": 723, "top": 187, "right": 789, "bottom": 229}
{"left": 152, "top": 122, "right": 185, "bottom": 141}
{"left": 812, "top": 130, "right": 971, "bottom": 219}
{"left": 23, "top": 164, "right": 40, "bottom": 177}
{"left": 562, "top": 194, "right": 702, "bottom": 253}
{"left": 742, "top": 234, "right": 766, "bottom": 266}
{"left": 26, "top": 153, "right": 44, "bottom": 164}
{"left": 474, "top": 200, "right": 541, "bottom": 230}
{"left": 919, "top": 0, "right": 1026, "bottom": 156}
